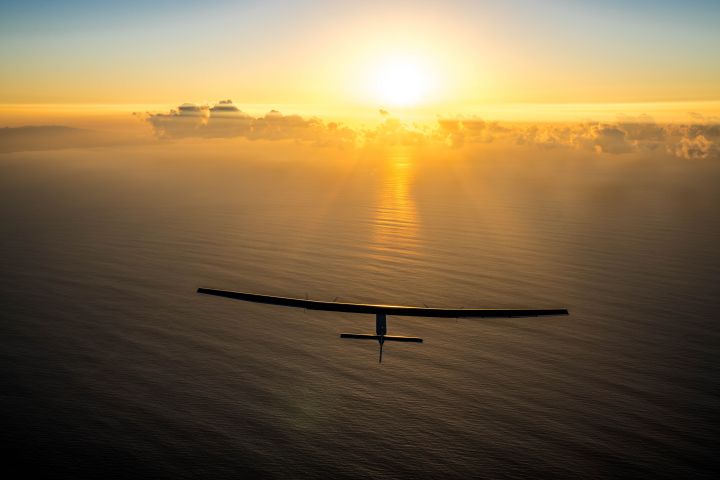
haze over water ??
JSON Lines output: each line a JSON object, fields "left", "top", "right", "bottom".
{"left": 1, "top": 141, "right": 719, "bottom": 478}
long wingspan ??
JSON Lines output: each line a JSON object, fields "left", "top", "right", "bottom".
{"left": 197, "top": 288, "right": 568, "bottom": 318}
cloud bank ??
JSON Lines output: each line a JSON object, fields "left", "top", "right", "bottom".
{"left": 139, "top": 101, "right": 720, "bottom": 160}
{"left": 140, "top": 100, "right": 356, "bottom": 148}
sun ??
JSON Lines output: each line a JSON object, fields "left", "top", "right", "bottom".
{"left": 372, "top": 58, "right": 434, "bottom": 107}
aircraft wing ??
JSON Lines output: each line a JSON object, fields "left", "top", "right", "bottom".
{"left": 196, "top": 288, "right": 568, "bottom": 318}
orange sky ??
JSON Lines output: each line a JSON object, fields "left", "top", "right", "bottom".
{"left": 1, "top": 1, "right": 719, "bottom": 123}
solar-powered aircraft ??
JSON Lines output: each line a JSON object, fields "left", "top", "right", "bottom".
{"left": 197, "top": 288, "right": 569, "bottom": 363}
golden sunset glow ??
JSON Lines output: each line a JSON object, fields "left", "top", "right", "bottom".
{"left": 0, "top": 1, "right": 718, "bottom": 137}
{"left": 2, "top": 3, "right": 720, "bottom": 479}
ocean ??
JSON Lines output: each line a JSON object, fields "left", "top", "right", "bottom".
{"left": 1, "top": 141, "right": 719, "bottom": 479}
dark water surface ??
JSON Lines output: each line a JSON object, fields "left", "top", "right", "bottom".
{"left": 1, "top": 142, "right": 719, "bottom": 479}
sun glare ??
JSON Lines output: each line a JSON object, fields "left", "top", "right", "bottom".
{"left": 372, "top": 59, "right": 434, "bottom": 107}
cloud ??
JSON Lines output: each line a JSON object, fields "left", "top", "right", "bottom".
{"left": 139, "top": 100, "right": 720, "bottom": 159}
{"left": 591, "top": 126, "right": 636, "bottom": 154}
{"left": 362, "top": 116, "right": 429, "bottom": 146}
{"left": 616, "top": 114, "right": 665, "bottom": 142}
{"left": 177, "top": 103, "right": 208, "bottom": 116}
{"left": 507, "top": 118, "right": 719, "bottom": 159}
{"left": 672, "top": 134, "right": 715, "bottom": 160}
{"left": 434, "top": 116, "right": 499, "bottom": 147}
{"left": 688, "top": 111, "right": 720, "bottom": 124}
{"left": 143, "top": 101, "right": 355, "bottom": 147}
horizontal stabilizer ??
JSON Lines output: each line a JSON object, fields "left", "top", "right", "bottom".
{"left": 340, "top": 333, "right": 423, "bottom": 343}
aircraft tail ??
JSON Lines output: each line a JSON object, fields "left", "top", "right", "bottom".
{"left": 340, "top": 334, "right": 423, "bottom": 363}
{"left": 340, "top": 333, "right": 423, "bottom": 342}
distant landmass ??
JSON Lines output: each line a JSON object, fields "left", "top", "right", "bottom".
{"left": 0, "top": 126, "right": 122, "bottom": 153}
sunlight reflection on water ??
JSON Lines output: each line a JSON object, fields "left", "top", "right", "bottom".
{"left": 371, "top": 148, "right": 421, "bottom": 263}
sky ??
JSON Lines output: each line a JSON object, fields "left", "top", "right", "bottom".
{"left": 1, "top": 0, "right": 719, "bottom": 115}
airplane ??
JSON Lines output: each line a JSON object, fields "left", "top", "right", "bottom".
{"left": 197, "top": 287, "right": 569, "bottom": 363}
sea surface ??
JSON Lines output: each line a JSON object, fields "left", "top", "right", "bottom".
{"left": 1, "top": 141, "right": 719, "bottom": 479}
